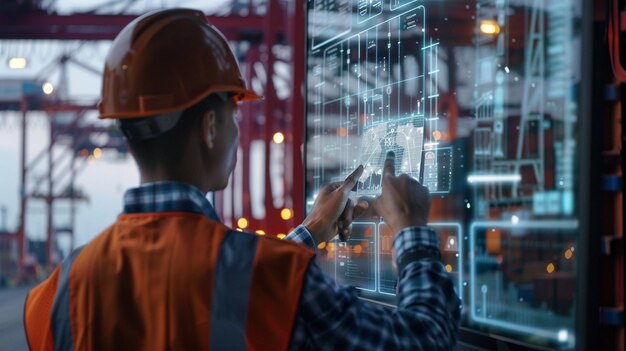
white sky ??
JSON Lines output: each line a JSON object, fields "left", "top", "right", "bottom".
{"left": 0, "top": 112, "right": 140, "bottom": 250}
{"left": 0, "top": 0, "right": 269, "bottom": 253}
{"left": 0, "top": 40, "right": 136, "bottom": 250}
{"left": 0, "top": 0, "right": 233, "bottom": 252}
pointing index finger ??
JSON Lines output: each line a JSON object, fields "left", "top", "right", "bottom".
{"left": 383, "top": 151, "right": 396, "bottom": 178}
{"left": 340, "top": 165, "right": 364, "bottom": 194}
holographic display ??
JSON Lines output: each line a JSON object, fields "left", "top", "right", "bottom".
{"left": 357, "top": 122, "right": 424, "bottom": 195}
{"left": 336, "top": 223, "right": 376, "bottom": 291}
{"left": 305, "top": 0, "right": 583, "bottom": 349}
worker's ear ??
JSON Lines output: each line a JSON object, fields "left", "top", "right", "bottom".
{"left": 202, "top": 110, "right": 218, "bottom": 150}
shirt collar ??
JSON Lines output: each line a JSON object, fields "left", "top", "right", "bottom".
{"left": 122, "top": 181, "right": 221, "bottom": 222}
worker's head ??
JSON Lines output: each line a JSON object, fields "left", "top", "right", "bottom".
{"left": 119, "top": 92, "right": 240, "bottom": 191}
{"left": 97, "top": 9, "right": 261, "bottom": 192}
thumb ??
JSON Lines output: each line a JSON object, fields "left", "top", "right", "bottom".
{"left": 371, "top": 196, "right": 384, "bottom": 215}
{"left": 354, "top": 196, "right": 378, "bottom": 219}
{"left": 353, "top": 200, "right": 369, "bottom": 219}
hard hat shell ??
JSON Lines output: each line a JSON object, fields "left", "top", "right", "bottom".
{"left": 98, "top": 8, "right": 261, "bottom": 120}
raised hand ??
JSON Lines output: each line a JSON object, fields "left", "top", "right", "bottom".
{"left": 372, "top": 151, "right": 431, "bottom": 235}
{"left": 303, "top": 165, "right": 367, "bottom": 244}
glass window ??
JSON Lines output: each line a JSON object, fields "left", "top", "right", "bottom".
{"left": 305, "top": 0, "right": 583, "bottom": 348}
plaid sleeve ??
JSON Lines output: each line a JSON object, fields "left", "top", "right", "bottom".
{"left": 285, "top": 225, "right": 317, "bottom": 251}
{"left": 393, "top": 226, "right": 439, "bottom": 261}
{"left": 289, "top": 233, "right": 462, "bottom": 350}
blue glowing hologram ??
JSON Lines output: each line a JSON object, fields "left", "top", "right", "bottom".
{"left": 469, "top": 220, "right": 578, "bottom": 343}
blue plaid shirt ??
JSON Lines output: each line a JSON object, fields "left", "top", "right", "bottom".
{"left": 124, "top": 182, "right": 461, "bottom": 350}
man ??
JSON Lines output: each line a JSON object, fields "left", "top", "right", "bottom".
{"left": 24, "top": 9, "right": 461, "bottom": 351}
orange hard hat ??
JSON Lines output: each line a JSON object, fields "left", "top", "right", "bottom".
{"left": 98, "top": 8, "right": 262, "bottom": 120}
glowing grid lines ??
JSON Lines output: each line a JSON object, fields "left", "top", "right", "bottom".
{"left": 377, "top": 222, "right": 463, "bottom": 297}
{"left": 357, "top": 0, "right": 383, "bottom": 23}
{"left": 321, "top": 5, "right": 427, "bottom": 129}
{"left": 334, "top": 222, "right": 377, "bottom": 292}
{"left": 310, "top": 0, "right": 353, "bottom": 50}
{"left": 390, "top": 0, "right": 419, "bottom": 11}
{"left": 469, "top": 220, "right": 579, "bottom": 342}
{"left": 316, "top": 5, "right": 444, "bottom": 197}
{"left": 357, "top": 122, "right": 425, "bottom": 195}
{"left": 424, "top": 146, "right": 452, "bottom": 194}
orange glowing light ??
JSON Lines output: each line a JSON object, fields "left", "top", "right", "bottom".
{"left": 237, "top": 217, "right": 249, "bottom": 229}
{"left": 486, "top": 229, "right": 501, "bottom": 254}
{"left": 480, "top": 19, "right": 500, "bottom": 35}
{"left": 546, "top": 263, "right": 555, "bottom": 274}
{"left": 280, "top": 208, "right": 293, "bottom": 220}
{"left": 364, "top": 226, "right": 373, "bottom": 237}
{"left": 317, "top": 242, "right": 327, "bottom": 250}
{"left": 564, "top": 249, "right": 573, "bottom": 260}
{"left": 93, "top": 148, "right": 102, "bottom": 159}
{"left": 361, "top": 240, "right": 369, "bottom": 249}
{"left": 445, "top": 264, "right": 453, "bottom": 272}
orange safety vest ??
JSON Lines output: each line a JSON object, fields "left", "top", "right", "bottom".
{"left": 24, "top": 212, "right": 314, "bottom": 351}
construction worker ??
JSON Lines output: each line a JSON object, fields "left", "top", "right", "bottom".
{"left": 23, "top": 8, "right": 461, "bottom": 351}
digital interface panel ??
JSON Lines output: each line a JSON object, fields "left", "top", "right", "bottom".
{"left": 305, "top": 0, "right": 583, "bottom": 348}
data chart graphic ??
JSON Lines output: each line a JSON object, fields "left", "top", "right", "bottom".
{"left": 306, "top": 0, "right": 584, "bottom": 348}
{"left": 322, "top": 221, "right": 462, "bottom": 297}
{"left": 469, "top": 221, "right": 578, "bottom": 342}
{"left": 307, "top": 1, "right": 450, "bottom": 300}
{"left": 390, "top": 0, "right": 419, "bottom": 11}
{"left": 379, "top": 222, "right": 463, "bottom": 296}
{"left": 357, "top": 122, "right": 424, "bottom": 195}
{"left": 335, "top": 223, "right": 377, "bottom": 291}
{"left": 310, "top": 0, "right": 352, "bottom": 50}
{"left": 357, "top": 0, "right": 383, "bottom": 23}
{"left": 377, "top": 222, "right": 396, "bottom": 295}
{"left": 308, "top": 4, "right": 443, "bottom": 195}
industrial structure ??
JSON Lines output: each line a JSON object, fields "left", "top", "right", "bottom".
{"left": 0, "top": 0, "right": 308, "bottom": 281}
{"left": 0, "top": 0, "right": 623, "bottom": 350}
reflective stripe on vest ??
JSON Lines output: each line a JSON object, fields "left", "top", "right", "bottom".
{"left": 210, "top": 231, "right": 259, "bottom": 351}
{"left": 25, "top": 213, "right": 314, "bottom": 350}
{"left": 51, "top": 246, "right": 85, "bottom": 351}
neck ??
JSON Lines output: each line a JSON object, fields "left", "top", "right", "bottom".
{"left": 139, "top": 164, "right": 213, "bottom": 193}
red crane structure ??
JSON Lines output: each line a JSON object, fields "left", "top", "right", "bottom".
{"left": 0, "top": 0, "right": 307, "bottom": 280}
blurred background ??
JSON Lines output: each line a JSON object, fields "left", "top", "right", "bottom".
{"left": 0, "top": 1, "right": 304, "bottom": 349}
{"left": 0, "top": 0, "right": 624, "bottom": 350}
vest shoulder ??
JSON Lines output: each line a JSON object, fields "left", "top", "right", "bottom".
{"left": 72, "top": 213, "right": 229, "bottom": 268}
{"left": 115, "top": 211, "right": 227, "bottom": 227}
{"left": 248, "top": 231, "right": 316, "bottom": 261}
{"left": 100, "top": 212, "right": 232, "bottom": 237}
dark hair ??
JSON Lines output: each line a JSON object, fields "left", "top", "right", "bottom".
{"left": 124, "top": 94, "right": 224, "bottom": 167}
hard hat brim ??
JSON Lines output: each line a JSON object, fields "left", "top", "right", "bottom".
{"left": 235, "top": 89, "right": 264, "bottom": 103}
{"left": 99, "top": 85, "right": 263, "bottom": 120}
